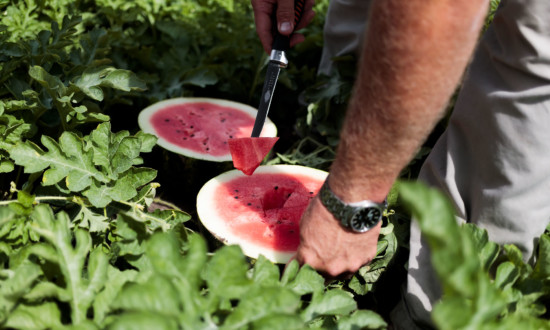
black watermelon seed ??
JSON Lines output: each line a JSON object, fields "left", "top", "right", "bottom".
{"left": 190, "top": 134, "right": 195, "bottom": 137}
{"left": 274, "top": 186, "right": 278, "bottom": 190}
{"left": 229, "top": 135, "right": 233, "bottom": 138}
{"left": 206, "top": 148, "right": 209, "bottom": 151}
{"left": 234, "top": 189, "right": 239, "bottom": 192}
{"left": 190, "top": 125, "right": 194, "bottom": 128}
{"left": 309, "top": 191, "right": 314, "bottom": 194}
{"left": 247, "top": 203, "right": 252, "bottom": 206}
{"left": 164, "top": 119, "right": 170, "bottom": 122}
{"left": 221, "top": 118, "right": 226, "bottom": 122}
{"left": 234, "top": 196, "right": 238, "bottom": 199}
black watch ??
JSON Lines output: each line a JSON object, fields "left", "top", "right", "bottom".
{"left": 319, "top": 177, "right": 386, "bottom": 233}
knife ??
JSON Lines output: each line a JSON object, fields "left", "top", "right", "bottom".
{"left": 251, "top": 0, "right": 306, "bottom": 137}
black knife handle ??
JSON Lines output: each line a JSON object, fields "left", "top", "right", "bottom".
{"left": 272, "top": 0, "right": 306, "bottom": 52}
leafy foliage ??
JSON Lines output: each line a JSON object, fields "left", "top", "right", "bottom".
{"left": 399, "top": 182, "right": 550, "bottom": 329}
{"left": 2, "top": 0, "right": 548, "bottom": 329}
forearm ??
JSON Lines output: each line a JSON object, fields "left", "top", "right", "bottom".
{"left": 329, "top": 0, "right": 489, "bottom": 202}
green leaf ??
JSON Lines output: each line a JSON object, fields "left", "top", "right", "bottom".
{"left": 302, "top": 290, "right": 357, "bottom": 321}
{"left": 0, "top": 261, "right": 42, "bottom": 322}
{"left": 223, "top": 286, "right": 301, "bottom": 329}
{"left": 5, "top": 302, "right": 63, "bottom": 329}
{"left": 286, "top": 264, "right": 325, "bottom": 296}
{"left": 182, "top": 67, "right": 218, "bottom": 87}
{"left": 250, "top": 314, "right": 304, "bottom": 330}
{"left": 281, "top": 259, "right": 300, "bottom": 286}
{"left": 252, "top": 255, "right": 280, "bottom": 287}
{"left": 201, "top": 245, "right": 251, "bottom": 299}
{"left": 534, "top": 235, "right": 550, "bottom": 278}
{"left": 30, "top": 205, "right": 109, "bottom": 324}
{"left": 93, "top": 266, "right": 138, "bottom": 325}
{"left": 112, "top": 275, "right": 181, "bottom": 316}
{"left": 74, "top": 66, "right": 146, "bottom": 101}
{"left": 105, "top": 312, "right": 179, "bottom": 330}
{"left": 495, "top": 262, "right": 520, "bottom": 290}
{"left": 336, "top": 310, "right": 387, "bottom": 330}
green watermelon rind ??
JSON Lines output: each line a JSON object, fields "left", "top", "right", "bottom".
{"left": 196, "top": 165, "right": 328, "bottom": 264}
{"left": 138, "top": 97, "right": 278, "bottom": 162}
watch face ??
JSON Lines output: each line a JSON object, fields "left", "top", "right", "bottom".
{"left": 349, "top": 207, "right": 382, "bottom": 232}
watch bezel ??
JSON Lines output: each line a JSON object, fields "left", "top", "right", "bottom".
{"left": 319, "top": 178, "right": 386, "bottom": 233}
{"left": 346, "top": 203, "right": 384, "bottom": 232}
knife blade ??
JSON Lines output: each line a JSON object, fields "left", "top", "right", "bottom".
{"left": 251, "top": 0, "right": 306, "bottom": 137}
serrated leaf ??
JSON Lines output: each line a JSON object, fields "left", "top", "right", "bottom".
{"left": 336, "top": 310, "right": 387, "bottom": 330}
{"left": 286, "top": 264, "right": 324, "bottom": 296}
{"left": 0, "top": 261, "right": 42, "bottom": 321}
{"left": 281, "top": 259, "right": 299, "bottom": 286}
{"left": 252, "top": 255, "right": 280, "bottom": 286}
{"left": 29, "top": 65, "right": 67, "bottom": 96}
{"left": 182, "top": 67, "right": 218, "bottom": 87}
{"left": 5, "top": 302, "right": 63, "bottom": 329}
{"left": 105, "top": 311, "right": 179, "bottom": 330}
{"left": 74, "top": 206, "right": 110, "bottom": 232}
{"left": 495, "top": 262, "right": 520, "bottom": 290}
{"left": 112, "top": 275, "right": 181, "bottom": 316}
{"left": 93, "top": 266, "right": 138, "bottom": 325}
{"left": 202, "top": 245, "right": 251, "bottom": 299}
{"left": 10, "top": 134, "right": 107, "bottom": 191}
{"left": 30, "top": 205, "right": 109, "bottom": 324}
{"left": 302, "top": 290, "right": 357, "bottom": 321}
{"left": 135, "top": 131, "right": 157, "bottom": 153}
{"left": 534, "top": 235, "right": 550, "bottom": 279}
{"left": 74, "top": 66, "right": 146, "bottom": 101}
{"left": 223, "top": 286, "right": 301, "bottom": 329}
{"left": 251, "top": 314, "right": 304, "bottom": 330}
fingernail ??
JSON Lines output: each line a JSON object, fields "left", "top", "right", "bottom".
{"left": 279, "top": 22, "right": 292, "bottom": 33}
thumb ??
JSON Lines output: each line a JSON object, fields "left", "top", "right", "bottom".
{"left": 276, "top": 0, "right": 295, "bottom": 35}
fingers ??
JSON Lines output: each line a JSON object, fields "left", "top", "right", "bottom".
{"left": 251, "top": 0, "right": 276, "bottom": 53}
{"left": 252, "top": 0, "right": 316, "bottom": 53}
{"left": 275, "top": 0, "right": 296, "bottom": 35}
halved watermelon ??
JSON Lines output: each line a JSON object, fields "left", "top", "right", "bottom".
{"left": 138, "top": 98, "right": 277, "bottom": 162}
{"left": 228, "top": 137, "right": 279, "bottom": 176}
{"left": 196, "top": 165, "right": 328, "bottom": 263}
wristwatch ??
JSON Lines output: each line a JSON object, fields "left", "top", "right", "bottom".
{"left": 319, "top": 177, "right": 386, "bottom": 233}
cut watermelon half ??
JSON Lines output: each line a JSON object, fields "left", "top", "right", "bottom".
{"left": 138, "top": 98, "right": 277, "bottom": 162}
{"left": 196, "top": 165, "right": 328, "bottom": 263}
{"left": 228, "top": 137, "right": 279, "bottom": 176}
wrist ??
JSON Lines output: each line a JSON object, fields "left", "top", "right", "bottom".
{"left": 319, "top": 176, "right": 386, "bottom": 233}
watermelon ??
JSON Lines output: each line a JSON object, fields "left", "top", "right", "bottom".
{"left": 228, "top": 137, "right": 279, "bottom": 176}
{"left": 138, "top": 98, "right": 277, "bottom": 162}
{"left": 196, "top": 165, "right": 328, "bottom": 263}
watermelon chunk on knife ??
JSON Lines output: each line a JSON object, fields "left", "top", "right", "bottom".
{"left": 228, "top": 137, "right": 279, "bottom": 175}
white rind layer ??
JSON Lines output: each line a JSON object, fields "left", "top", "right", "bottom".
{"left": 138, "top": 97, "right": 278, "bottom": 162}
{"left": 196, "top": 165, "right": 328, "bottom": 264}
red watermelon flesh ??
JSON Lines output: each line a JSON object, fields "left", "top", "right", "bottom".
{"left": 213, "top": 173, "right": 321, "bottom": 252}
{"left": 228, "top": 137, "right": 279, "bottom": 175}
{"left": 149, "top": 102, "right": 256, "bottom": 157}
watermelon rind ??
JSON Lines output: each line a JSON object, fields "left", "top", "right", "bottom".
{"left": 196, "top": 165, "right": 328, "bottom": 264}
{"left": 138, "top": 97, "right": 278, "bottom": 162}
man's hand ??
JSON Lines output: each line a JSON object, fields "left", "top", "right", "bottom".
{"left": 294, "top": 196, "right": 381, "bottom": 278}
{"left": 251, "top": 0, "right": 316, "bottom": 54}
